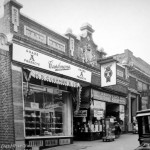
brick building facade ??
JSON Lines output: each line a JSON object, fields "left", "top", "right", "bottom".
{"left": 114, "top": 49, "right": 150, "bottom": 132}
{"left": 0, "top": 0, "right": 128, "bottom": 149}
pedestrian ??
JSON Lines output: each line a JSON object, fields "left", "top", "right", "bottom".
{"left": 115, "top": 122, "right": 121, "bottom": 138}
{"left": 117, "top": 122, "right": 121, "bottom": 136}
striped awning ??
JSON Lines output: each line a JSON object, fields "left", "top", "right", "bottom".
{"left": 30, "top": 69, "right": 80, "bottom": 88}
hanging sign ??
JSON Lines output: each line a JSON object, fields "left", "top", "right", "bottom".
{"left": 31, "top": 102, "right": 39, "bottom": 109}
{"left": 74, "top": 110, "right": 87, "bottom": 117}
{"left": 101, "top": 61, "right": 116, "bottom": 87}
{"left": 12, "top": 44, "right": 91, "bottom": 83}
{"left": 94, "top": 109, "right": 103, "bottom": 118}
{"left": 93, "top": 100, "right": 105, "bottom": 110}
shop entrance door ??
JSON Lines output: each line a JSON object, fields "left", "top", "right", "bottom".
{"left": 106, "top": 103, "right": 119, "bottom": 121}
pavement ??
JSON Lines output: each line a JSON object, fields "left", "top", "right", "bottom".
{"left": 46, "top": 133, "right": 139, "bottom": 150}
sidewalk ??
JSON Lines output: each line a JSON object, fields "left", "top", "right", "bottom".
{"left": 46, "top": 133, "right": 139, "bottom": 150}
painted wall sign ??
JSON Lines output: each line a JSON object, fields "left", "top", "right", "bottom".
{"left": 12, "top": 6, "right": 19, "bottom": 32}
{"left": 47, "top": 37, "right": 65, "bottom": 52}
{"left": 24, "top": 26, "right": 46, "bottom": 44}
{"left": 70, "top": 37, "right": 74, "bottom": 56}
{"left": 13, "top": 44, "right": 91, "bottom": 82}
{"left": 101, "top": 61, "right": 116, "bottom": 87}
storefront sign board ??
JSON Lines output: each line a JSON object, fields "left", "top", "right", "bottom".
{"left": 13, "top": 44, "right": 91, "bottom": 83}
{"left": 74, "top": 110, "right": 87, "bottom": 117}
{"left": 31, "top": 102, "right": 39, "bottom": 109}
{"left": 94, "top": 110, "right": 103, "bottom": 118}
{"left": 92, "top": 89, "right": 126, "bottom": 105}
{"left": 101, "top": 61, "right": 116, "bottom": 87}
{"left": 93, "top": 100, "right": 105, "bottom": 110}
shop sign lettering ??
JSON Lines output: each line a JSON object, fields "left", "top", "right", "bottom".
{"left": 48, "top": 60, "right": 71, "bottom": 71}
{"left": 94, "top": 109, "right": 103, "bottom": 118}
{"left": 70, "top": 37, "right": 74, "bottom": 56}
{"left": 24, "top": 26, "right": 46, "bottom": 44}
{"left": 12, "top": 6, "right": 19, "bottom": 32}
{"left": 47, "top": 37, "right": 65, "bottom": 52}
{"left": 112, "top": 95, "right": 120, "bottom": 103}
{"left": 92, "top": 89, "right": 126, "bottom": 105}
{"left": 24, "top": 49, "right": 40, "bottom": 67}
{"left": 74, "top": 110, "right": 87, "bottom": 117}
{"left": 13, "top": 44, "right": 92, "bottom": 82}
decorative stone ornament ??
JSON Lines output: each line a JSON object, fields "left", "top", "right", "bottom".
{"left": 0, "top": 33, "right": 13, "bottom": 51}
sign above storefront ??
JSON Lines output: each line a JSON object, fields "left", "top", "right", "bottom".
{"left": 141, "top": 90, "right": 150, "bottom": 97}
{"left": 13, "top": 44, "right": 92, "bottom": 83}
{"left": 92, "top": 89, "right": 126, "bottom": 105}
{"left": 101, "top": 61, "right": 116, "bottom": 87}
{"left": 74, "top": 110, "right": 87, "bottom": 117}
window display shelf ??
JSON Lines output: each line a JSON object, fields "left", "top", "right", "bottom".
{"left": 25, "top": 109, "right": 63, "bottom": 137}
{"left": 23, "top": 83, "right": 71, "bottom": 138}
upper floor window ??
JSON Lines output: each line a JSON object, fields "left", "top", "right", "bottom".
{"left": 137, "top": 81, "right": 148, "bottom": 91}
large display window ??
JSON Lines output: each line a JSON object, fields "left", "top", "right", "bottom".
{"left": 23, "top": 75, "right": 72, "bottom": 137}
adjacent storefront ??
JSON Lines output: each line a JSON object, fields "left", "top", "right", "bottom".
{"left": 12, "top": 43, "right": 92, "bottom": 149}
{"left": 0, "top": 0, "right": 129, "bottom": 148}
{"left": 73, "top": 88, "right": 126, "bottom": 141}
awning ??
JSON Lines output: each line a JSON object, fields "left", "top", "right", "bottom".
{"left": 23, "top": 68, "right": 81, "bottom": 113}
{"left": 30, "top": 69, "right": 80, "bottom": 88}
{"left": 136, "top": 113, "right": 150, "bottom": 117}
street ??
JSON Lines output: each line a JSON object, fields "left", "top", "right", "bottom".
{"left": 47, "top": 133, "right": 139, "bottom": 150}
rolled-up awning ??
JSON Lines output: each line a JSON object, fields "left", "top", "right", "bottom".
{"left": 30, "top": 69, "right": 80, "bottom": 88}
{"left": 136, "top": 112, "right": 150, "bottom": 117}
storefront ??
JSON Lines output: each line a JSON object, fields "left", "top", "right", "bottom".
{"left": 0, "top": 0, "right": 128, "bottom": 147}
{"left": 12, "top": 43, "right": 91, "bottom": 149}
{"left": 73, "top": 87, "right": 126, "bottom": 141}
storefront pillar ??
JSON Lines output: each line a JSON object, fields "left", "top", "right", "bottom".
{"left": 0, "top": 33, "right": 15, "bottom": 146}
{"left": 128, "top": 93, "right": 132, "bottom": 132}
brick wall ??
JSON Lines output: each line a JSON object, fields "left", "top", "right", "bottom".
{"left": 0, "top": 48, "right": 15, "bottom": 149}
